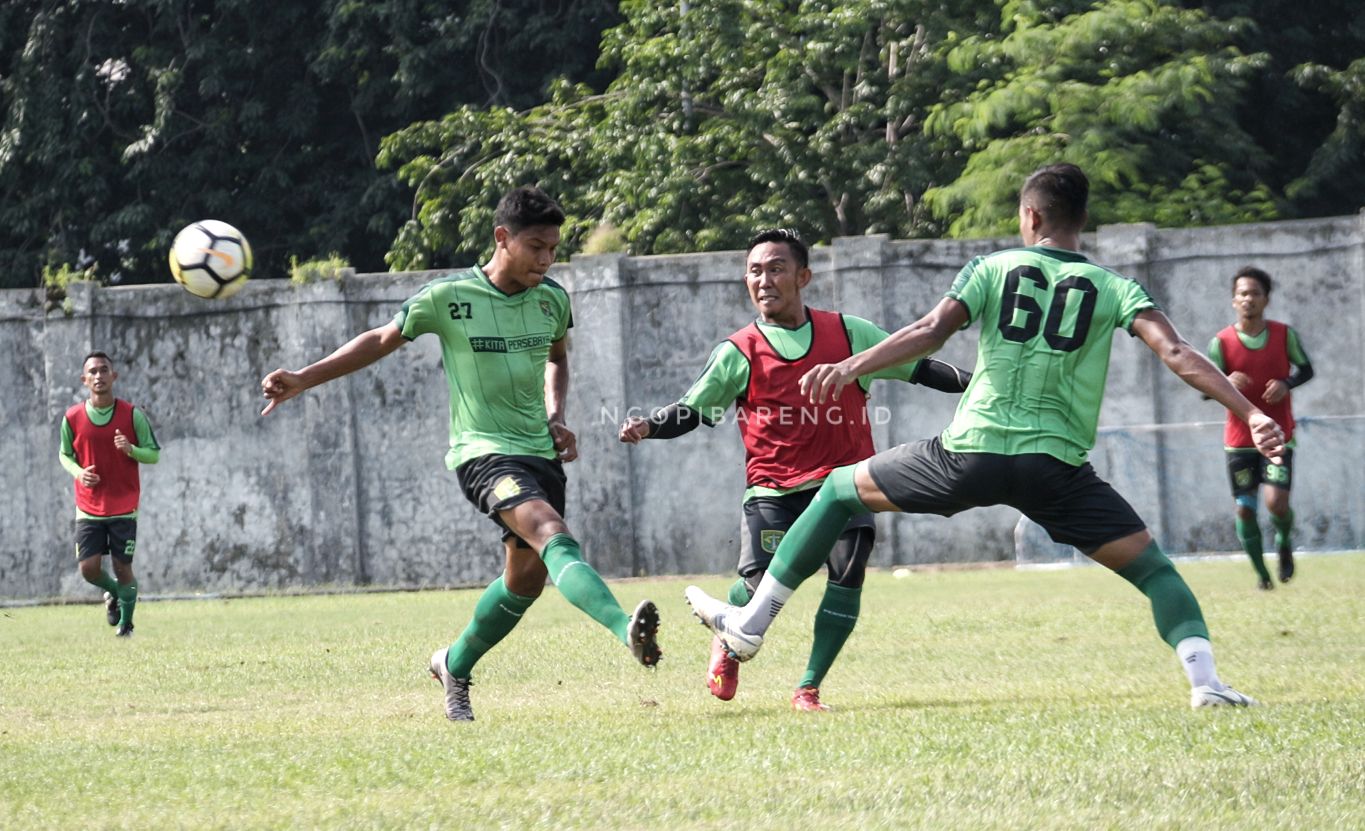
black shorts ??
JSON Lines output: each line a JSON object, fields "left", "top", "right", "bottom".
{"left": 456, "top": 454, "right": 567, "bottom": 546}
{"left": 1226, "top": 448, "right": 1293, "bottom": 498}
{"left": 75, "top": 517, "right": 137, "bottom": 563}
{"left": 739, "top": 488, "right": 876, "bottom": 589}
{"left": 866, "top": 436, "right": 1146, "bottom": 552}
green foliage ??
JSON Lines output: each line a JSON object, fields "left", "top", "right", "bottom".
{"left": 923, "top": 0, "right": 1277, "bottom": 236}
{"left": 288, "top": 253, "right": 351, "bottom": 286}
{"left": 581, "top": 223, "right": 628, "bottom": 255}
{"left": 0, "top": 0, "right": 620, "bottom": 289}
{"left": 2, "top": 557, "right": 1364, "bottom": 827}
{"left": 40, "top": 261, "right": 100, "bottom": 315}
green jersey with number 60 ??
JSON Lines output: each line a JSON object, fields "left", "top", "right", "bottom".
{"left": 394, "top": 266, "right": 573, "bottom": 469}
{"left": 942, "top": 246, "right": 1157, "bottom": 464}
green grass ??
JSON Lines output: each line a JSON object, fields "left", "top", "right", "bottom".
{"left": 3, "top": 554, "right": 1364, "bottom": 830}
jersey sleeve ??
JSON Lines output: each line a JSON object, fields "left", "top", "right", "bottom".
{"left": 394, "top": 285, "right": 441, "bottom": 340}
{"left": 1207, "top": 336, "right": 1225, "bottom": 372}
{"left": 1114, "top": 277, "right": 1159, "bottom": 332}
{"left": 679, "top": 341, "right": 750, "bottom": 425}
{"left": 843, "top": 315, "right": 920, "bottom": 388}
{"left": 58, "top": 417, "right": 83, "bottom": 478}
{"left": 1286, "top": 327, "right": 1310, "bottom": 366}
{"left": 944, "top": 255, "right": 990, "bottom": 325}
{"left": 129, "top": 408, "right": 161, "bottom": 464}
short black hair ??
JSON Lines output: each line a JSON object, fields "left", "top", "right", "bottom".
{"left": 82, "top": 351, "right": 111, "bottom": 369}
{"left": 494, "top": 186, "right": 566, "bottom": 233}
{"left": 1020, "top": 163, "right": 1089, "bottom": 231}
{"left": 1233, "top": 265, "right": 1272, "bottom": 296}
{"left": 746, "top": 228, "right": 809, "bottom": 270}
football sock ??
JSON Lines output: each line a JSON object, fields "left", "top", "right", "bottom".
{"left": 1116, "top": 541, "right": 1209, "bottom": 647}
{"left": 798, "top": 583, "right": 860, "bottom": 689}
{"left": 727, "top": 579, "right": 752, "bottom": 606}
{"left": 736, "top": 468, "right": 868, "bottom": 636}
{"left": 1235, "top": 513, "right": 1271, "bottom": 582}
{"left": 767, "top": 467, "right": 870, "bottom": 591}
{"left": 1271, "top": 508, "right": 1294, "bottom": 552}
{"left": 86, "top": 569, "right": 120, "bottom": 595}
{"left": 1175, "top": 636, "right": 1221, "bottom": 690}
{"left": 540, "top": 533, "right": 630, "bottom": 644}
{"left": 446, "top": 576, "right": 537, "bottom": 678}
{"left": 116, "top": 581, "right": 138, "bottom": 627}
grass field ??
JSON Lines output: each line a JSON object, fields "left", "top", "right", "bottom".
{"left": 3, "top": 553, "right": 1363, "bottom": 830}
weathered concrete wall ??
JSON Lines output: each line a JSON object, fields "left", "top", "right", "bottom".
{"left": 3, "top": 213, "right": 1362, "bottom": 599}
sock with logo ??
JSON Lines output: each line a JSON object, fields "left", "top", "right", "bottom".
{"left": 1116, "top": 541, "right": 1209, "bottom": 647}
{"left": 1271, "top": 508, "right": 1294, "bottom": 552}
{"left": 116, "top": 581, "right": 138, "bottom": 627}
{"left": 446, "top": 576, "right": 538, "bottom": 678}
{"left": 1175, "top": 636, "right": 1221, "bottom": 690}
{"left": 798, "top": 583, "right": 861, "bottom": 689}
{"left": 1235, "top": 512, "right": 1271, "bottom": 583}
{"left": 540, "top": 533, "right": 630, "bottom": 644}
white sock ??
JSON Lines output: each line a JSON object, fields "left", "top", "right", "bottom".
{"left": 1175, "top": 636, "right": 1221, "bottom": 689}
{"left": 734, "top": 572, "right": 794, "bottom": 636}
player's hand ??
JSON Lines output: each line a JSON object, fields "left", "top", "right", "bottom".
{"left": 1227, "top": 371, "right": 1253, "bottom": 392}
{"left": 618, "top": 416, "right": 650, "bottom": 445}
{"left": 79, "top": 464, "right": 100, "bottom": 488}
{"left": 260, "top": 369, "right": 305, "bottom": 416}
{"left": 550, "top": 420, "right": 579, "bottom": 462}
{"left": 1247, "top": 412, "right": 1285, "bottom": 465}
{"left": 801, "top": 361, "right": 855, "bottom": 404}
{"left": 1262, "top": 378, "right": 1289, "bottom": 405}
{"left": 114, "top": 429, "right": 133, "bottom": 456}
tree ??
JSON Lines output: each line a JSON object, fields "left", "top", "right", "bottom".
{"left": 0, "top": 0, "right": 619, "bottom": 289}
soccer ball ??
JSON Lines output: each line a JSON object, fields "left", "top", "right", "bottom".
{"left": 169, "top": 220, "right": 253, "bottom": 299}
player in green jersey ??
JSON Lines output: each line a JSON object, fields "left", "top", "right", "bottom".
{"left": 1207, "top": 267, "right": 1314, "bottom": 590}
{"left": 60, "top": 351, "right": 160, "bottom": 637}
{"left": 687, "top": 164, "right": 1286, "bottom": 708}
{"left": 260, "top": 186, "right": 661, "bottom": 722}
{"left": 620, "top": 228, "right": 968, "bottom": 712}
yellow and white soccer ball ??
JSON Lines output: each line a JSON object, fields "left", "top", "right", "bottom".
{"left": 169, "top": 220, "right": 252, "bottom": 299}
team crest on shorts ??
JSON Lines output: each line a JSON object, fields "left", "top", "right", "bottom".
{"left": 493, "top": 476, "right": 523, "bottom": 502}
{"left": 760, "top": 529, "right": 785, "bottom": 554}
{"left": 1234, "top": 468, "right": 1253, "bottom": 489}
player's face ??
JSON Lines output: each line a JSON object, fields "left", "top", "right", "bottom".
{"left": 745, "top": 242, "right": 810, "bottom": 326}
{"left": 1232, "top": 277, "right": 1269, "bottom": 321}
{"left": 81, "top": 357, "right": 115, "bottom": 396}
{"left": 498, "top": 225, "right": 561, "bottom": 289}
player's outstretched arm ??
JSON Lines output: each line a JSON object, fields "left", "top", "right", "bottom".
{"left": 619, "top": 403, "right": 704, "bottom": 444}
{"left": 803, "top": 297, "right": 968, "bottom": 404}
{"left": 1131, "top": 310, "right": 1285, "bottom": 462}
{"left": 260, "top": 323, "right": 406, "bottom": 416}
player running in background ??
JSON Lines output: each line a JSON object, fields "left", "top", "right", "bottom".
{"left": 687, "top": 163, "right": 1285, "bottom": 709}
{"left": 1208, "top": 266, "right": 1314, "bottom": 590}
{"left": 60, "top": 351, "right": 160, "bottom": 637}
{"left": 620, "top": 229, "right": 969, "bottom": 712}
{"left": 260, "top": 185, "right": 660, "bottom": 722}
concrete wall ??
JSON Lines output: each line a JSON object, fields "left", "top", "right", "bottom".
{"left": 2, "top": 213, "right": 1362, "bottom": 599}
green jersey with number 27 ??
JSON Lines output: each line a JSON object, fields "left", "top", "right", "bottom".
{"left": 394, "top": 266, "right": 573, "bottom": 469}
{"left": 942, "top": 246, "right": 1157, "bottom": 465}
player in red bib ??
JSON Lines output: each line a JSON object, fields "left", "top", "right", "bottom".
{"left": 59, "top": 352, "right": 160, "bottom": 636}
{"left": 620, "top": 229, "right": 968, "bottom": 711}
{"left": 1208, "top": 266, "right": 1314, "bottom": 590}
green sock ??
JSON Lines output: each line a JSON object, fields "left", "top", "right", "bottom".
{"left": 768, "top": 467, "right": 870, "bottom": 590}
{"left": 116, "top": 582, "right": 138, "bottom": 627}
{"left": 1116, "top": 542, "right": 1208, "bottom": 647}
{"left": 1235, "top": 513, "right": 1271, "bottom": 581}
{"left": 1271, "top": 509, "right": 1294, "bottom": 552}
{"left": 85, "top": 569, "right": 120, "bottom": 595}
{"left": 798, "top": 583, "right": 861, "bottom": 689}
{"left": 727, "top": 579, "right": 752, "bottom": 606}
{"left": 446, "top": 576, "right": 537, "bottom": 678}
{"left": 540, "top": 534, "right": 630, "bottom": 645}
